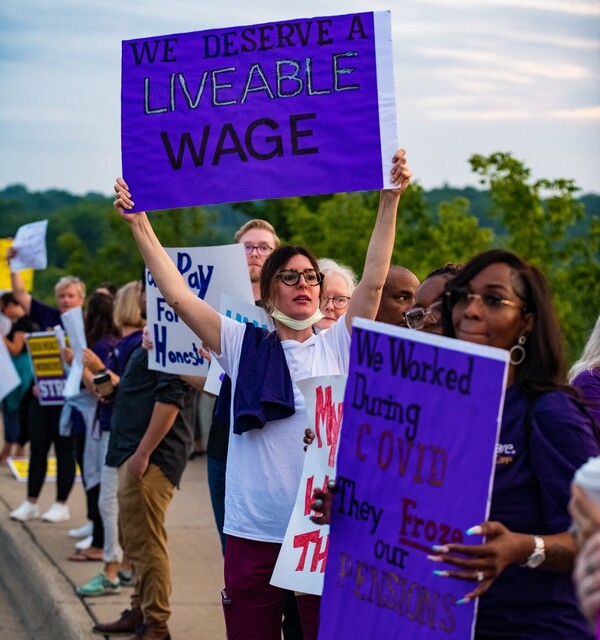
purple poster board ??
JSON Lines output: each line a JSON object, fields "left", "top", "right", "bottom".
{"left": 319, "top": 318, "right": 508, "bottom": 640}
{"left": 121, "top": 12, "right": 398, "bottom": 211}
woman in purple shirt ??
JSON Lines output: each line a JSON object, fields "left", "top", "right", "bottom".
{"left": 433, "top": 249, "right": 599, "bottom": 639}
{"left": 569, "top": 314, "right": 600, "bottom": 428}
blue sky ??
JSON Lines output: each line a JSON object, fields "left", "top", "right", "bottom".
{"left": 1, "top": 0, "right": 598, "bottom": 196}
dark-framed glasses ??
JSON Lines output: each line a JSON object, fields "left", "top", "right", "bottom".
{"left": 243, "top": 243, "right": 273, "bottom": 256}
{"left": 321, "top": 295, "right": 351, "bottom": 310}
{"left": 446, "top": 288, "right": 525, "bottom": 312}
{"left": 276, "top": 269, "right": 323, "bottom": 287}
{"left": 404, "top": 301, "right": 443, "bottom": 330}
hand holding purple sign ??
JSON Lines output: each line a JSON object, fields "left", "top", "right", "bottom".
{"left": 120, "top": 12, "right": 399, "bottom": 211}
{"left": 318, "top": 320, "right": 508, "bottom": 640}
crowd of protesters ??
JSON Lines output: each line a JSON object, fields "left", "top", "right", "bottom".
{"left": 1, "top": 147, "right": 600, "bottom": 639}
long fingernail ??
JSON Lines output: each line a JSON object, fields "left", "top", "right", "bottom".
{"left": 433, "top": 570, "right": 449, "bottom": 577}
{"left": 457, "top": 597, "right": 471, "bottom": 604}
{"left": 432, "top": 545, "right": 449, "bottom": 553}
{"left": 466, "top": 525, "right": 482, "bottom": 535}
{"left": 427, "top": 555, "right": 444, "bottom": 562}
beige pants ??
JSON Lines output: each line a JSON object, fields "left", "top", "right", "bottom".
{"left": 118, "top": 462, "right": 175, "bottom": 625}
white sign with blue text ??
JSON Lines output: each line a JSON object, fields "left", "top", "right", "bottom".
{"left": 145, "top": 244, "right": 254, "bottom": 375}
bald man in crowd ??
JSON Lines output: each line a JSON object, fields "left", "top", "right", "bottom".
{"left": 375, "top": 265, "right": 419, "bottom": 326}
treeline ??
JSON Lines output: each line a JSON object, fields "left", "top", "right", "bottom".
{"left": 1, "top": 152, "right": 598, "bottom": 361}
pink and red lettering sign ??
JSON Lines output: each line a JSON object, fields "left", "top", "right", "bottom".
{"left": 271, "top": 374, "right": 346, "bottom": 595}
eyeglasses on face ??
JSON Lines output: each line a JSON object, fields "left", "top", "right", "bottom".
{"left": 243, "top": 244, "right": 273, "bottom": 256}
{"left": 321, "top": 295, "right": 350, "bottom": 310}
{"left": 404, "top": 301, "right": 443, "bottom": 330}
{"left": 276, "top": 269, "right": 323, "bottom": 287}
{"left": 446, "top": 288, "right": 525, "bottom": 312}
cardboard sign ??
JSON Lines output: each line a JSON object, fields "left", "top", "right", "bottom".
{"left": 121, "top": 11, "right": 398, "bottom": 210}
{"left": 145, "top": 244, "right": 254, "bottom": 375}
{"left": 318, "top": 318, "right": 508, "bottom": 640}
{"left": 61, "top": 306, "right": 87, "bottom": 398}
{"left": 9, "top": 220, "right": 48, "bottom": 271}
{"left": 271, "top": 374, "right": 346, "bottom": 595}
{"left": 0, "top": 238, "right": 33, "bottom": 290}
{"left": 25, "top": 331, "right": 67, "bottom": 406}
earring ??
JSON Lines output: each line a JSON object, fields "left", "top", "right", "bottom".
{"left": 509, "top": 335, "right": 526, "bottom": 366}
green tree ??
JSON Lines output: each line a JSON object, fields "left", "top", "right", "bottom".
{"left": 469, "top": 152, "right": 599, "bottom": 359}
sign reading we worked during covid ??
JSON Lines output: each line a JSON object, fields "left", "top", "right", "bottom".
{"left": 121, "top": 12, "right": 398, "bottom": 211}
{"left": 145, "top": 244, "right": 253, "bottom": 375}
{"left": 25, "top": 331, "right": 67, "bottom": 406}
{"left": 319, "top": 319, "right": 509, "bottom": 640}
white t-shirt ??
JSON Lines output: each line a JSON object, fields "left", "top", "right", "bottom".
{"left": 216, "top": 315, "right": 351, "bottom": 543}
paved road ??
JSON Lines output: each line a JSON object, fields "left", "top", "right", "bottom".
{"left": 0, "top": 573, "right": 28, "bottom": 640}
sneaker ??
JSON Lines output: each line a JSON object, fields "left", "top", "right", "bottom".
{"left": 42, "top": 502, "right": 70, "bottom": 523}
{"left": 118, "top": 569, "right": 134, "bottom": 586}
{"left": 75, "top": 534, "right": 93, "bottom": 550}
{"left": 10, "top": 501, "right": 40, "bottom": 522}
{"left": 69, "top": 521, "right": 93, "bottom": 538}
{"left": 76, "top": 572, "right": 121, "bottom": 597}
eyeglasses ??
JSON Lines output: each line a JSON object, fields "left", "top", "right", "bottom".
{"left": 276, "top": 269, "right": 323, "bottom": 287}
{"left": 321, "top": 296, "right": 350, "bottom": 310}
{"left": 243, "top": 244, "right": 273, "bottom": 256}
{"left": 446, "top": 288, "right": 525, "bottom": 312}
{"left": 404, "top": 301, "right": 443, "bottom": 330}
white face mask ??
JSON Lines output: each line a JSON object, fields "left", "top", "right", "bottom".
{"left": 271, "top": 307, "right": 324, "bottom": 331}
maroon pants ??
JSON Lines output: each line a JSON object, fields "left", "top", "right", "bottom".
{"left": 222, "top": 535, "right": 321, "bottom": 640}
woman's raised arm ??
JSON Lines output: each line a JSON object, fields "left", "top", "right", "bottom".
{"left": 114, "top": 178, "right": 223, "bottom": 353}
{"left": 344, "top": 149, "right": 412, "bottom": 332}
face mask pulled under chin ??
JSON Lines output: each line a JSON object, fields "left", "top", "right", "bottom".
{"left": 271, "top": 307, "right": 324, "bottom": 331}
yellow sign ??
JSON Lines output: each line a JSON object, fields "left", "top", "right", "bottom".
{"left": 8, "top": 457, "right": 81, "bottom": 482}
{"left": 27, "top": 335, "right": 62, "bottom": 357}
{"left": 32, "top": 357, "right": 65, "bottom": 377}
{"left": 0, "top": 238, "right": 34, "bottom": 291}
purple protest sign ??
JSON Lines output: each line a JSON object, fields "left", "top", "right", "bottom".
{"left": 121, "top": 12, "right": 398, "bottom": 211}
{"left": 319, "top": 318, "right": 508, "bottom": 640}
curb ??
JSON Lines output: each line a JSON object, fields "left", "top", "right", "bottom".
{"left": 0, "top": 498, "right": 98, "bottom": 640}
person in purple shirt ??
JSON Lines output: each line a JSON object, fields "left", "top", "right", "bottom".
{"left": 569, "top": 314, "right": 600, "bottom": 428}
{"left": 7, "top": 255, "right": 86, "bottom": 524}
{"left": 431, "top": 248, "right": 599, "bottom": 639}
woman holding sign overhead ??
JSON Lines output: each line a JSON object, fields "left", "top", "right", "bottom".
{"left": 112, "top": 149, "right": 411, "bottom": 640}
{"left": 430, "top": 249, "right": 599, "bottom": 639}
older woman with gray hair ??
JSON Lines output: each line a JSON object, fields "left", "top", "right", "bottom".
{"left": 315, "top": 258, "right": 357, "bottom": 331}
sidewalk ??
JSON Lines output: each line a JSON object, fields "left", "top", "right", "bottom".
{"left": 0, "top": 454, "right": 226, "bottom": 639}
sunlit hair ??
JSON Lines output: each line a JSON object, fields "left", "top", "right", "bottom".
{"left": 113, "top": 281, "right": 146, "bottom": 332}
{"left": 317, "top": 258, "right": 357, "bottom": 297}
{"left": 260, "top": 245, "right": 321, "bottom": 315}
{"left": 569, "top": 315, "right": 600, "bottom": 382}
{"left": 54, "top": 275, "right": 86, "bottom": 300}
{"left": 85, "top": 291, "right": 118, "bottom": 346}
{"left": 441, "top": 248, "right": 568, "bottom": 395}
{"left": 234, "top": 219, "right": 280, "bottom": 248}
